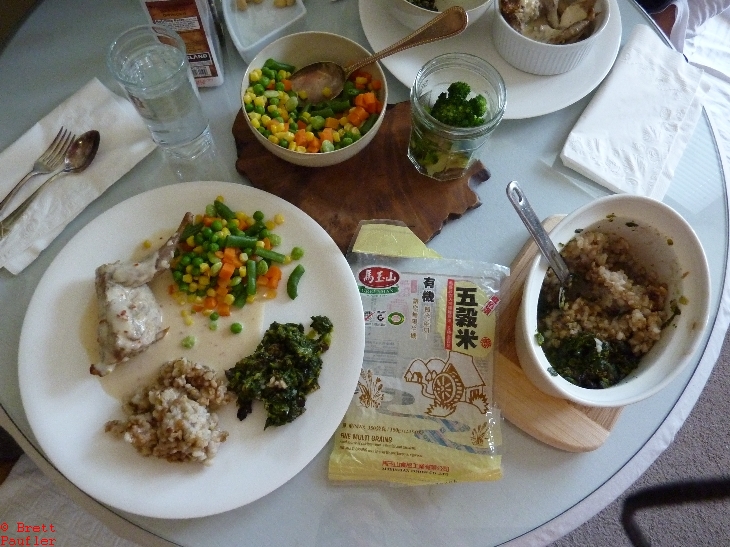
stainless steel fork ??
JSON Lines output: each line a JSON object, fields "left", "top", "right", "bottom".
{"left": 0, "top": 127, "right": 76, "bottom": 216}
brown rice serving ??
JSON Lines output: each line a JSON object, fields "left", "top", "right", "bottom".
{"left": 537, "top": 230, "right": 671, "bottom": 388}
{"left": 105, "top": 358, "right": 232, "bottom": 465}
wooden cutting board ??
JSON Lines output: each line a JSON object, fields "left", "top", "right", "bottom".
{"left": 232, "top": 102, "right": 489, "bottom": 252}
{"left": 493, "top": 216, "right": 623, "bottom": 452}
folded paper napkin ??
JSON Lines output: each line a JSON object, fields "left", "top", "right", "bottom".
{"left": 560, "top": 24, "right": 709, "bottom": 199}
{"left": 0, "top": 78, "right": 156, "bottom": 274}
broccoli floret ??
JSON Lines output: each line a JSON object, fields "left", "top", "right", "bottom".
{"left": 429, "top": 82, "right": 489, "bottom": 128}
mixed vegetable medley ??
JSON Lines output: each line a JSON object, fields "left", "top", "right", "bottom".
{"left": 169, "top": 197, "right": 305, "bottom": 325}
{"left": 243, "top": 58, "right": 383, "bottom": 154}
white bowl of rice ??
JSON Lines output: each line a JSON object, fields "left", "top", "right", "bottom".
{"left": 515, "top": 195, "right": 711, "bottom": 407}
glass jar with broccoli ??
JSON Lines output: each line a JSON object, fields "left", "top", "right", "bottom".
{"left": 408, "top": 53, "right": 506, "bottom": 181}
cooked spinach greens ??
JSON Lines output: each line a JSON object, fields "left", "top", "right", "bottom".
{"left": 225, "top": 316, "right": 333, "bottom": 428}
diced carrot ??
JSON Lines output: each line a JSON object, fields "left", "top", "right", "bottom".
{"left": 216, "top": 285, "right": 228, "bottom": 297}
{"left": 263, "top": 237, "right": 272, "bottom": 250}
{"left": 324, "top": 117, "right": 340, "bottom": 129}
{"left": 266, "top": 264, "right": 282, "bottom": 289}
{"left": 281, "top": 79, "right": 292, "bottom": 91}
{"left": 222, "top": 247, "right": 237, "bottom": 262}
{"left": 192, "top": 303, "right": 205, "bottom": 313}
{"left": 266, "top": 80, "right": 275, "bottom": 90}
{"left": 218, "top": 262, "right": 235, "bottom": 281}
{"left": 353, "top": 94, "right": 365, "bottom": 108}
{"left": 257, "top": 276, "right": 269, "bottom": 287}
{"left": 318, "top": 127, "right": 334, "bottom": 144}
{"left": 294, "top": 128, "right": 308, "bottom": 146}
{"left": 348, "top": 106, "right": 368, "bottom": 125}
{"left": 369, "top": 79, "right": 382, "bottom": 91}
{"left": 307, "top": 136, "right": 321, "bottom": 153}
{"left": 214, "top": 250, "right": 225, "bottom": 259}
{"left": 203, "top": 296, "right": 218, "bottom": 310}
{"left": 297, "top": 119, "right": 307, "bottom": 131}
{"left": 217, "top": 303, "right": 231, "bottom": 317}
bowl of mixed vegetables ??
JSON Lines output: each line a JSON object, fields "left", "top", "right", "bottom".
{"left": 241, "top": 31, "right": 388, "bottom": 167}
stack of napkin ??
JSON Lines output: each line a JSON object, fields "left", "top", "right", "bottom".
{"left": 560, "top": 24, "right": 708, "bottom": 200}
{"left": 0, "top": 78, "right": 156, "bottom": 274}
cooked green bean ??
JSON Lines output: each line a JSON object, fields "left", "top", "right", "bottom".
{"left": 287, "top": 264, "right": 305, "bottom": 299}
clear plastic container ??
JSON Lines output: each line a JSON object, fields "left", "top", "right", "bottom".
{"left": 408, "top": 53, "right": 506, "bottom": 181}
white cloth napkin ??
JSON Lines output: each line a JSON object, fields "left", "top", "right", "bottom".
{"left": 0, "top": 78, "right": 156, "bottom": 274}
{"left": 560, "top": 24, "right": 709, "bottom": 200}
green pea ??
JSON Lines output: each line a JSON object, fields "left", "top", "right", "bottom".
{"left": 291, "top": 246, "right": 304, "bottom": 260}
{"left": 181, "top": 335, "right": 196, "bottom": 349}
{"left": 230, "top": 322, "right": 243, "bottom": 334}
{"left": 211, "top": 220, "right": 223, "bottom": 232}
{"left": 209, "top": 312, "right": 220, "bottom": 321}
{"left": 253, "top": 210, "right": 265, "bottom": 221}
{"left": 252, "top": 83, "right": 265, "bottom": 96}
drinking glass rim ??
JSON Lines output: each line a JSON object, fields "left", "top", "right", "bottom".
{"left": 107, "top": 24, "right": 188, "bottom": 90}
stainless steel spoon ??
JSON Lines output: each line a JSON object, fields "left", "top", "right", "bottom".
{"left": 288, "top": 6, "right": 468, "bottom": 104}
{"left": 506, "top": 180, "right": 572, "bottom": 286}
{"left": 0, "top": 130, "right": 100, "bottom": 236}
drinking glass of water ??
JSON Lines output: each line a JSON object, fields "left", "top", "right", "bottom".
{"left": 107, "top": 25, "right": 213, "bottom": 161}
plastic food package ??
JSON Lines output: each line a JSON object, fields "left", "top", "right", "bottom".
{"left": 328, "top": 251, "right": 509, "bottom": 485}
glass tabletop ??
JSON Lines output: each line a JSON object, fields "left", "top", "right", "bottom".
{"left": 0, "top": 0, "right": 725, "bottom": 545}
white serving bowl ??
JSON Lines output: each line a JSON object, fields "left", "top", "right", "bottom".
{"left": 491, "top": 0, "right": 609, "bottom": 75}
{"left": 515, "top": 195, "right": 711, "bottom": 408}
{"left": 223, "top": 0, "right": 307, "bottom": 64}
{"left": 241, "top": 31, "right": 389, "bottom": 168}
{"left": 390, "top": 0, "right": 491, "bottom": 30}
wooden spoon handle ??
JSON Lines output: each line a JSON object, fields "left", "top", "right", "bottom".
{"left": 344, "top": 6, "right": 468, "bottom": 76}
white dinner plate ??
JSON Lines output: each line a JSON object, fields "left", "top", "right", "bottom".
{"left": 359, "top": 0, "right": 622, "bottom": 119}
{"left": 18, "top": 181, "right": 365, "bottom": 519}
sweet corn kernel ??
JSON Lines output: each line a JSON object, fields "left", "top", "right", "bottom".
{"left": 250, "top": 118, "right": 261, "bottom": 130}
{"left": 288, "top": 141, "right": 297, "bottom": 151}
{"left": 333, "top": 132, "right": 341, "bottom": 143}
{"left": 193, "top": 245, "right": 204, "bottom": 253}
{"left": 246, "top": 294, "right": 257, "bottom": 304}
{"left": 223, "top": 294, "right": 236, "bottom": 306}
{"left": 274, "top": 213, "right": 285, "bottom": 224}
{"left": 322, "top": 87, "right": 332, "bottom": 98}
{"left": 249, "top": 69, "right": 262, "bottom": 82}
{"left": 184, "top": 316, "right": 194, "bottom": 326}
{"left": 187, "top": 294, "right": 199, "bottom": 303}
{"left": 255, "top": 240, "right": 265, "bottom": 248}
{"left": 239, "top": 252, "right": 248, "bottom": 262}
{"left": 261, "top": 114, "right": 272, "bottom": 126}
{"left": 243, "top": 92, "right": 254, "bottom": 104}
{"left": 304, "top": 131, "right": 315, "bottom": 142}
{"left": 182, "top": 274, "right": 193, "bottom": 283}
{"left": 283, "top": 255, "right": 293, "bottom": 264}
{"left": 188, "top": 282, "right": 198, "bottom": 292}
{"left": 143, "top": 239, "right": 152, "bottom": 249}
{"left": 264, "top": 289, "right": 277, "bottom": 299}
{"left": 198, "top": 276, "right": 210, "bottom": 286}
{"left": 239, "top": 266, "right": 247, "bottom": 277}
{"left": 207, "top": 288, "right": 217, "bottom": 297}
{"left": 248, "top": 112, "right": 261, "bottom": 121}
{"left": 339, "top": 116, "right": 348, "bottom": 126}
{"left": 265, "top": 220, "right": 276, "bottom": 230}
{"left": 199, "top": 263, "right": 210, "bottom": 273}
{"left": 186, "top": 235, "right": 195, "bottom": 247}
{"left": 295, "top": 146, "right": 306, "bottom": 153}
{"left": 253, "top": 96, "right": 266, "bottom": 107}
{"left": 268, "top": 135, "right": 279, "bottom": 145}
{"left": 297, "top": 90, "right": 308, "bottom": 100}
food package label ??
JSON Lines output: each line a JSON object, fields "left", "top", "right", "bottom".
{"left": 329, "top": 253, "right": 509, "bottom": 485}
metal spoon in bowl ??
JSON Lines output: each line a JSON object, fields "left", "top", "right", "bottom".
{"left": 506, "top": 180, "right": 572, "bottom": 286}
{"left": 288, "top": 6, "right": 468, "bottom": 104}
{"left": 0, "top": 130, "right": 100, "bottom": 236}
